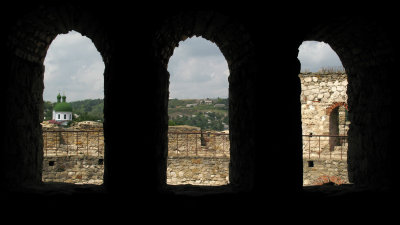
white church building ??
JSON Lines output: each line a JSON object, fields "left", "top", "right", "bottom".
{"left": 52, "top": 93, "right": 73, "bottom": 126}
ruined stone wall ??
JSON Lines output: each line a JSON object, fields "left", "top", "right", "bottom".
{"left": 168, "top": 125, "right": 230, "bottom": 157}
{"left": 43, "top": 156, "right": 104, "bottom": 185}
{"left": 167, "top": 157, "right": 229, "bottom": 186}
{"left": 167, "top": 125, "right": 230, "bottom": 185}
{"left": 41, "top": 122, "right": 104, "bottom": 184}
{"left": 299, "top": 73, "right": 349, "bottom": 136}
{"left": 300, "top": 73, "right": 349, "bottom": 158}
{"left": 303, "top": 159, "right": 348, "bottom": 186}
{"left": 299, "top": 73, "right": 350, "bottom": 185}
{"left": 42, "top": 124, "right": 230, "bottom": 186}
{"left": 42, "top": 128, "right": 104, "bottom": 156}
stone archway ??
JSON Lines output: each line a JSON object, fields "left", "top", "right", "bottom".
{"left": 327, "top": 102, "right": 349, "bottom": 152}
{"left": 304, "top": 17, "right": 396, "bottom": 186}
{"left": 326, "top": 102, "right": 348, "bottom": 115}
{"left": 4, "top": 3, "right": 111, "bottom": 188}
{"left": 152, "top": 10, "right": 258, "bottom": 192}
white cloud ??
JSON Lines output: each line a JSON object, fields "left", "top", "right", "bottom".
{"left": 43, "top": 30, "right": 104, "bottom": 102}
{"left": 298, "top": 41, "right": 343, "bottom": 72}
{"left": 168, "top": 37, "right": 229, "bottom": 99}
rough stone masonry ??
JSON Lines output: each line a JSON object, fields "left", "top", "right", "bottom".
{"left": 42, "top": 72, "right": 350, "bottom": 187}
{"left": 42, "top": 124, "right": 230, "bottom": 186}
{"left": 299, "top": 72, "right": 350, "bottom": 185}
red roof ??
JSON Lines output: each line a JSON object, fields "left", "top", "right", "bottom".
{"left": 48, "top": 120, "right": 62, "bottom": 125}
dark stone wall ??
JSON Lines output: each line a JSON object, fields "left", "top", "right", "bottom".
{"left": 305, "top": 17, "right": 398, "bottom": 187}
{"left": 2, "top": 55, "right": 44, "bottom": 189}
{"left": 1, "top": 2, "right": 399, "bottom": 214}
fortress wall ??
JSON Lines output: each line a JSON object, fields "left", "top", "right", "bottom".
{"left": 299, "top": 73, "right": 349, "bottom": 136}
{"left": 42, "top": 154, "right": 230, "bottom": 186}
{"left": 42, "top": 76, "right": 351, "bottom": 187}
{"left": 168, "top": 125, "right": 230, "bottom": 158}
{"left": 299, "top": 73, "right": 350, "bottom": 185}
{"left": 42, "top": 128, "right": 104, "bottom": 156}
{"left": 42, "top": 125, "right": 230, "bottom": 186}
{"left": 167, "top": 157, "right": 229, "bottom": 186}
{"left": 303, "top": 159, "right": 349, "bottom": 186}
{"left": 42, "top": 122, "right": 105, "bottom": 184}
{"left": 167, "top": 126, "right": 230, "bottom": 185}
{"left": 43, "top": 155, "right": 104, "bottom": 185}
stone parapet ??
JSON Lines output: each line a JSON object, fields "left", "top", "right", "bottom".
{"left": 168, "top": 126, "right": 230, "bottom": 158}
{"left": 42, "top": 124, "right": 230, "bottom": 186}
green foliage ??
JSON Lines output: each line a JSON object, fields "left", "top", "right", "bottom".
{"left": 168, "top": 98, "right": 228, "bottom": 131}
{"left": 44, "top": 97, "right": 227, "bottom": 129}
{"left": 70, "top": 99, "right": 103, "bottom": 122}
{"left": 43, "top": 101, "right": 54, "bottom": 121}
{"left": 43, "top": 99, "right": 104, "bottom": 122}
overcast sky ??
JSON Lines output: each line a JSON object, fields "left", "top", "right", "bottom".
{"left": 43, "top": 32, "right": 342, "bottom": 102}
{"left": 298, "top": 41, "right": 343, "bottom": 72}
{"left": 167, "top": 37, "right": 229, "bottom": 99}
{"left": 43, "top": 31, "right": 104, "bottom": 102}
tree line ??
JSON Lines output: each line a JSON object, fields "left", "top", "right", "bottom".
{"left": 168, "top": 98, "right": 229, "bottom": 131}
{"left": 43, "top": 99, "right": 104, "bottom": 122}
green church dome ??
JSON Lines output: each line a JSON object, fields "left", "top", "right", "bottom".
{"left": 54, "top": 102, "right": 72, "bottom": 112}
{"left": 53, "top": 93, "right": 72, "bottom": 112}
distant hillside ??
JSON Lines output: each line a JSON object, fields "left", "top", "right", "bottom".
{"left": 168, "top": 98, "right": 229, "bottom": 131}
{"left": 70, "top": 99, "right": 104, "bottom": 122}
{"left": 43, "top": 99, "right": 104, "bottom": 122}
{"left": 43, "top": 98, "right": 228, "bottom": 130}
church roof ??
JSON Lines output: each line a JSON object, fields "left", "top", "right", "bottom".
{"left": 54, "top": 102, "right": 72, "bottom": 112}
{"left": 54, "top": 93, "right": 72, "bottom": 112}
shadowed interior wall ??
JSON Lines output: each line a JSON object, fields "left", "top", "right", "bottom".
{"left": 2, "top": 3, "right": 110, "bottom": 190}
{"left": 153, "top": 11, "right": 258, "bottom": 192}
{"left": 304, "top": 17, "right": 397, "bottom": 186}
{"left": 1, "top": 3, "right": 398, "bottom": 210}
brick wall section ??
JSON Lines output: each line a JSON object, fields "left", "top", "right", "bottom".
{"left": 326, "top": 102, "right": 349, "bottom": 115}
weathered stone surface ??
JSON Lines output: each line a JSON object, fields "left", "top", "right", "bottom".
{"left": 42, "top": 124, "right": 230, "bottom": 186}
{"left": 167, "top": 126, "right": 230, "bottom": 185}
{"left": 303, "top": 159, "right": 348, "bottom": 186}
{"left": 42, "top": 155, "right": 104, "bottom": 185}
{"left": 300, "top": 73, "right": 350, "bottom": 185}
{"left": 1, "top": 4, "right": 397, "bottom": 210}
{"left": 167, "top": 157, "right": 229, "bottom": 186}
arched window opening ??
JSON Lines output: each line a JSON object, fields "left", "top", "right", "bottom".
{"left": 298, "top": 41, "right": 351, "bottom": 186}
{"left": 166, "top": 36, "right": 230, "bottom": 186}
{"left": 42, "top": 30, "right": 105, "bottom": 185}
